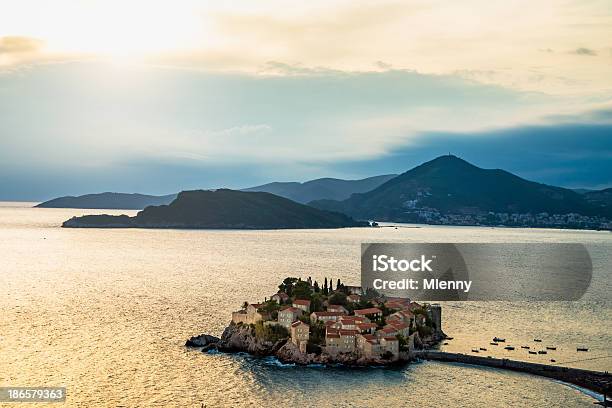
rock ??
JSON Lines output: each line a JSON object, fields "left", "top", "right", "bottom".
{"left": 276, "top": 342, "right": 313, "bottom": 365}
{"left": 185, "top": 333, "right": 220, "bottom": 348}
{"left": 216, "top": 322, "right": 278, "bottom": 355}
{"left": 190, "top": 321, "right": 418, "bottom": 367}
{"left": 201, "top": 343, "right": 217, "bottom": 352}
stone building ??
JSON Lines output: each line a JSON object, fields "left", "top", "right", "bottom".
{"left": 354, "top": 307, "right": 383, "bottom": 320}
{"left": 327, "top": 304, "right": 349, "bottom": 314}
{"left": 310, "top": 311, "right": 345, "bottom": 324}
{"left": 278, "top": 306, "right": 302, "bottom": 329}
{"left": 325, "top": 328, "right": 358, "bottom": 353}
{"left": 292, "top": 299, "right": 311, "bottom": 313}
{"left": 290, "top": 321, "right": 310, "bottom": 353}
{"left": 271, "top": 292, "right": 289, "bottom": 304}
{"left": 231, "top": 303, "right": 268, "bottom": 325}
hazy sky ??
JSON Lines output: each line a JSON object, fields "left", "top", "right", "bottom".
{"left": 1, "top": 1, "right": 611, "bottom": 200}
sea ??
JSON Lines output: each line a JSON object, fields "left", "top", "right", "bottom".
{"left": 0, "top": 202, "right": 610, "bottom": 407}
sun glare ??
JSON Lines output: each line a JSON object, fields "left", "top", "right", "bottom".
{"left": 5, "top": 1, "right": 210, "bottom": 60}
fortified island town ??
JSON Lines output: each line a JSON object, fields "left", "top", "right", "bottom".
{"left": 186, "top": 277, "right": 611, "bottom": 397}
{"left": 187, "top": 277, "right": 443, "bottom": 365}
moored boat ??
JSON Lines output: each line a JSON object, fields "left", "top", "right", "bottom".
{"left": 538, "top": 350, "right": 547, "bottom": 354}
{"left": 493, "top": 337, "right": 506, "bottom": 342}
{"left": 504, "top": 346, "right": 515, "bottom": 350}
{"left": 546, "top": 346, "right": 556, "bottom": 350}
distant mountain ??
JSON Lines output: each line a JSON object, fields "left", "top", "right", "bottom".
{"left": 242, "top": 174, "right": 396, "bottom": 203}
{"left": 310, "top": 155, "right": 612, "bottom": 226}
{"left": 62, "top": 189, "right": 367, "bottom": 229}
{"left": 583, "top": 188, "right": 612, "bottom": 209}
{"left": 36, "top": 192, "right": 177, "bottom": 210}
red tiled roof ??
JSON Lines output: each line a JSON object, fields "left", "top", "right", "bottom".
{"left": 339, "top": 329, "right": 358, "bottom": 336}
{"left": 312, "top": 311, "right": 344, "bottom": 317}
{"left": 326, "top": 333, "right": 340, "bottom": 339}
{"left": 273, "top": 292, "right": 289, "bottom": 299}
{"left": 389, "top": 322, "right": 409, "bottom": 330}
{"left": 280, "top": 307, "right": 301, "bottom": 314}
{"left": 293, "top": 299, "right": 311, "bottom": 306}
{"left": 362, "top": 334, "right": 376, "bottom": 340}
{"left": 357, "top": 323, "right": 377, "bottom": 329}
{"left": 354, "top": 307, "right": 382, "bottom": 315}
{"left": 291, "top": 321, "right": 308, "bottom": 328}
{"left": 383, "top": 336, "right": 398, "bottom": 342}
{"left": 381, "top": 327, "right": 397, "bottom": 333}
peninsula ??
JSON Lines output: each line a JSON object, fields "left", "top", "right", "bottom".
{"left": 186, "top": 277, "right": 444, "bottom": 366}
{"left": 61, "top": 189, "right": 367, "bottom": 229}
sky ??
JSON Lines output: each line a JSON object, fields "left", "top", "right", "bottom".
{"left": 0, "top": 0, "right": 611, "bottom": 200}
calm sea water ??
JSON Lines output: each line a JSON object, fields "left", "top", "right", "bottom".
{"left": 0, "top": 202, "right": 610, "bottom": 407}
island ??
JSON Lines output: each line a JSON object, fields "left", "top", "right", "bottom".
{"left": 36, "top": 192, "right": 177, "bottom": 210}
{"left": 61, "top": 189, "right": 367, "bottom": 229}
{"left": 186, "top": 277, "right": 444, "bottom": 366}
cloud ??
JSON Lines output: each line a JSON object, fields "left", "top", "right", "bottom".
{"left": 572, "top": 47, "right": 597, "bottom": 56}
{"left": 0, "top": 61, "right": 610, "bottom": 199}
{"left": 0, "top": 36, "right": 43, "bottom": 54}
{"left": 330, "top": 122, "right": 612, "bottom": 190}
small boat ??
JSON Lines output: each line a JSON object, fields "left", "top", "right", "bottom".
{"left": 577, "top": 347, "right": 588, "bottom": 352}
{"left": 521, "top": 345, "right": 530, "bottom": 349}
{"left": 472, "top": 349, "right": 479, "bottom": 353}
{"left": 479, "top": 347, "right": 487, "bottom": 351}
{"left": 528, "top": 351, "right": 537, "bottom": 355}
{"left": 534, "top": 339, "right": 542, "bottom": 342}
{"left": 550, "top": 359, "right": 556, "bottom": 362}
{"left": 538, "top": 350, "right": 547, "bottom": 354}
{"left": 443, "top": 342, "right": 449, "bottom": 345}
{"left": 490, "top": 342, "right": 498, "bottom": 346}
{"left": 446, "top": 337, "right": 454, "bottom": 340}
{"left": 493, "top": 337, "right": 506, "bottom": 343}
{"left": 546, "top": 346, "right": 556, "bottom": 350}
{"left": 504, "top": 346, "right": 515, "bottom": 350}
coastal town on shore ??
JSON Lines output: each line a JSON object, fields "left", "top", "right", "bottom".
{"left": 230, "top": 277, "right": 442, "bottom": 361}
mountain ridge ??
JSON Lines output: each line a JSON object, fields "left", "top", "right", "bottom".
{"left": 36, "top": 192, "right": 177, "bottom": 210}
{"left": 309, "top": 155, "right": 612, "bottom": 228}
{"left": 62, "top": 189, "right": 366, "bottom": 229}
{"left": 241, "top": 174, "right": 396, "bottom": 203}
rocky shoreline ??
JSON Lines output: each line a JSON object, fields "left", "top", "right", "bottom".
{"left": 186, "top": 322, "right": 445, "bottom": 367}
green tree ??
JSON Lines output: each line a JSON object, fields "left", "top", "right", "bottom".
{"left": 259, "top": 300, "right": 281, "bottom": 319}
{"left": 254, "top": 321, "right": 289, "bottom": 342}
{"left": 279, "top": 277, "right": 298, "bottom": 297}
{"left": 363, "top": 287, "right": 381, "bottom": 301}
{"left": 328, "top": 291, "right": 347, "bottom": 306}
{"left": 310, "top": 293, "right": 324, "bottom": 312}
{"left": 293, "top": 280, "right": 312, "bottom": 300}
